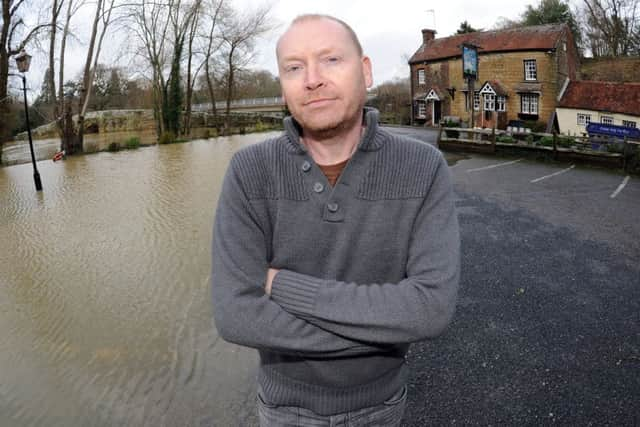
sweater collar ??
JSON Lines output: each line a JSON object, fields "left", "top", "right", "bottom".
{"left": 283, "top": 107, "right": 384, "bottom": 154}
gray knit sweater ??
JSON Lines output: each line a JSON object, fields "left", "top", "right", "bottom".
{"left": 211, "top": 108, "right": 460, "bottom": 415}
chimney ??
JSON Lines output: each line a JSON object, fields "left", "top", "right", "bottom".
{"left": 422, "top": 29, "right": 436, "bottom": 44}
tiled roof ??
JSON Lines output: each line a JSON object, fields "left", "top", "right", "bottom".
{"left": 410, "top": 24, "right": 568, "bottom": 63}
{"left": 557, "top": 81, "right": 640, "bottom": 116}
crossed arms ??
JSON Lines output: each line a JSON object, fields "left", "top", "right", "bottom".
{"left": 211, "top": 154, "right": 460, "bottom": 357}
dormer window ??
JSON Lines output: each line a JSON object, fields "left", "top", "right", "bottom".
{"left": 524, "top": 59, "right": 537, "bottom": 81}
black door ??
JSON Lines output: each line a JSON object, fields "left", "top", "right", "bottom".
{"left": 434, "top": 101, "right": 442, "bottom": 125}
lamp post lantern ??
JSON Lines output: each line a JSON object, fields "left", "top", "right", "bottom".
{"left": 15, "top": 49, "right": 42, "bottom": 191}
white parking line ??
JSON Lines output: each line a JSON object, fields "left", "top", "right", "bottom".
{"left": 530, "top": 165, "right": 576, "bottom": 183}
{"left": 466, "top": 159, "right": 523, "bottom": 173}
{"left": 610, "top": 176, "right": 630, "bottom": 199}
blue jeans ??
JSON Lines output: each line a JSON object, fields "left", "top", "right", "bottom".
{"left": 257, "top": 386, "right": 407, "bottom": 427}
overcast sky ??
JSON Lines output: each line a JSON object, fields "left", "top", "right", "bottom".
{"left": 239, "top": 0, "right": 581, "bottom": 85}
{"left": 19, "top": 0, "right": 582, "bottom": 97}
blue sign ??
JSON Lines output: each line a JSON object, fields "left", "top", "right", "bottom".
{"left": 462, "top": 45, "right": 478, "bottom": 79}
{"left": 587, "top": 123, "right": 640, "bottom": 139}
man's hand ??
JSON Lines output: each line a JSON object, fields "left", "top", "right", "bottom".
{"left": 265, "top": 268, "right": 280, "bottom": 295}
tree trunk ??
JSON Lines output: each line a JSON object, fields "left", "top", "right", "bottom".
{"left": 58, "top": 0, "right": 74, "bottom": 151}
{"left": 225, "top": 47, "right": 234, "bottom": 130}
{"left": 205, "top": 60, "right": 217, "bottom": 117}
{"left": 183, "top": 2, "right": 200, "bottom": 136}
{"left": 1, "top": 0, "right": 12, "bottom": 153}
{"left": 48, "top": 0, "right": 60, "bottom": 126}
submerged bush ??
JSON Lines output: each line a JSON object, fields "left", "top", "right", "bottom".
{"left": 125, "top": 137, "right": 140, "bottom": 149}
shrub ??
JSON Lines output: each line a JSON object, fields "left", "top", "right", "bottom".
{"left": 497, "top": 135, "right": 515, "bottom": 144}
{"left": 522, "top": 120, "right": 547, "bottom": 133}
{"left": 442, "top": 119, "right": 459, "bottom": 128}
{"left": 539, "top": 136, "right": 554, "bottom": 147}
{"left": 125, "top": 136, "right": 140, "bottom": 149}
{"left": 254, "top": 120, "right": 267, "bottom": 132}
{"left": 557, "top": 136, "right": 574, "bottom": 148}
{"left": 158, "top": 131, "right": 176, "bottom": 145}
{"left": 107, "top": 142, "right": 120, "bottom": 152}
{"left": 606, "top": 142, "right": 625, "bottom": 153}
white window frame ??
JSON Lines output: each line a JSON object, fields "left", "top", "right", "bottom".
{"left": 473, "top": 92, "right": 480, "bottom": 111}
{"left": 484, "top": 93, "right": 495, "bottom": 111}
{"left": 497, "top": 96, "right": 506, "bottom": 112}
{"left": 520, "top": 93, "right": 539, "bottom": 114}
{"left": 577, "top": 113, "right": 591, "bottom": 126}
{"left": 524, "top": 59, "right": 537, "bottom": 81}
{"left": 417, "top": 101, "right": 426, "bottom": 118}
{"left": 622, "top": 120, "right": 637, "bottom": 128}
{"left": 601, "top": 115, "right": 614, "bottom": 125}
{"left": 417, "top": 69, "right": 426, "bottom": 85}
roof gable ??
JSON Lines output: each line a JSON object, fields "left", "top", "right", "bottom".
{"left": 557, "top": 81, "right": 640, "bottom": 116}
{"left": 409, "top": 24, "right": 568, "bottom": 64}
{"left": 426, "top": 89, "right": 441, "bottom": 100}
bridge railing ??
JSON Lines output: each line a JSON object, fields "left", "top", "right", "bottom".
{"left": 193, "top": 96, "right": 284, "bottom": 112}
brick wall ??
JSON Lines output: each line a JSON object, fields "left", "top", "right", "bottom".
{"left": 412, "top": 50, "right": 563, "bottom": 128}
{"left": 580, "top": 57, "right": 640, "bottom": 82}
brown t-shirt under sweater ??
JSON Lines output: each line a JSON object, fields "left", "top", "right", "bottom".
{"left": 317, "top": 158, "right": 350, "bottom": 187}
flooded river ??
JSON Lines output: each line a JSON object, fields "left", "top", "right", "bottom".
{"left": 1, "top": 130, "right": 458, "bottom": 426}
{"left": 0, "top": 132, "right": 284, "bottom": 426}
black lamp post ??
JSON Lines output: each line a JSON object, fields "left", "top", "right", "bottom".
{"left": 15, "top": 49, "right": 42, "bottom": 191}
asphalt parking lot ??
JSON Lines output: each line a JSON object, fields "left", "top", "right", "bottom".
{"left": 385, "top": 127, "right": 639, "bottom": 426}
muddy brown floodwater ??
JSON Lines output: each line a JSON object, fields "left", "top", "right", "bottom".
{"left": 0, "top": 131, "right": 460, "bottom": 427}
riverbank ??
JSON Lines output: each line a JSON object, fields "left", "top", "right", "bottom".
{"left": 1, "top": 113, "right": 282, "bottom": 167}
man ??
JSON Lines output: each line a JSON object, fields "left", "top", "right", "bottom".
{"left": 211, "top": 14, "right": 460, "bottom": 426}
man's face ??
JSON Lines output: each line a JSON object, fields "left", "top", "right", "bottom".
{"left": 277, "top": 18, "right": 373, "bottom": 135}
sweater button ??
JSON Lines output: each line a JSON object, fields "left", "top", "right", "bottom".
{"left": 327, "top": 203, "right": 339, "bottom": 212}
{"left": 301, "top": 161, "right": 311, "bottom": 172}
{"left": 313, "top": 182, "right": 324, "bottom": 193}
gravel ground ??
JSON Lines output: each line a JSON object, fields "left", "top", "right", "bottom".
{"left": 402, "top": 190, "right": 639, "bottom": 426}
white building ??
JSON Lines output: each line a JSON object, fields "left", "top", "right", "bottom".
{"left": 556, "top": 81, "right": 640, "bottom": 136}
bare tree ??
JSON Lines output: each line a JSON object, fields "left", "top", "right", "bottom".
{"left": 74, "top": 0, "right": 118, "bottom": 153}
{"left": 182, "top": 0, "right": 203, "bottom": 135}
{"left": 129, "top": 0, "right": 173, "bottom": 136}
{"left": 200, "top": 0, "right": 226, "bottom": 117}
{"left": 219, "top": 5, "right": 272, "bottom": 128}
{"left": 46, "top": 0, "right": 64, "bottom": 126}
{"left": 130, "top": 0, "right": 200, "bottom": 138}
{"left": 165, "top": 0, "right": 200, "bottom": 136}
{"left": 581, "top": 0, "right": 640, "bottom": 56}
{"left": 0, "top": 0, "right": 48, "bottom": 162}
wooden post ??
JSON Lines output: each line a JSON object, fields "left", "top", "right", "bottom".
{"left": 623, "top": 136, "right": 628, "bottom": 172}
{"left": 468, "top": 77, "right": 475, "bottom": 140}
{"left": 491, "top": 127, "right": 496, "bottom": 153}
{"left": 553, "top": 132, "right": 558, "bottom": 160}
